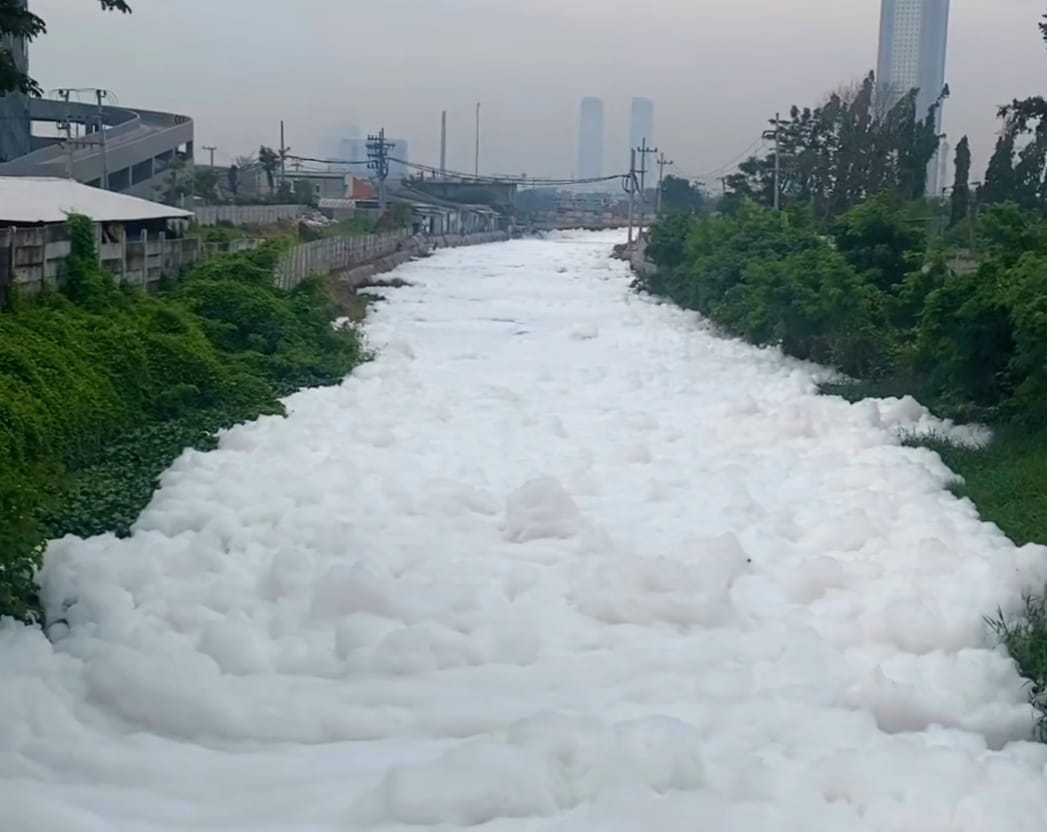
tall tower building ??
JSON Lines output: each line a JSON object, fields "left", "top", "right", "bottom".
{"left": 629, "top": 97, "right": 654, "bottom": 160}
{"left": 0, "top": 0, "right": 32, "bottom": 163}
{"left": 577, "top": 97, "right": 604, "bottom": 181}
{"left": 876, "top": 0, "right": 950, "bottom": 194}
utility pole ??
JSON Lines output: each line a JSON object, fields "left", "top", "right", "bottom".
{"left": 279, "top": 120, "right": 289, "bottom": 188}
{"left": 58, "top": 88, "right": 73, "bottom": 179}
{"left": 440, "top": 110, "right": 447, "bottom": 177}
{"left": 202, "top": 145, "right": 217, "bottom": 168}
{"left": 626, "top": 148, "right": 639, "bottom": 249}
{"left": 367, "top": 128, "right": 395, "bottom": 214}
{"left": 95, "top": 88, "right": 109, "bottom": 190}
{"left": 635, "top": 138, "right": 659, "bottom": 234}
{"left": 474, "top": 102, "right": 481, "bottom": 177}
{"left": 762, "top": 112, "right": 782, "bottom": 211}
{"left": 655, "top": 152, "right": 674, "bottom": 214}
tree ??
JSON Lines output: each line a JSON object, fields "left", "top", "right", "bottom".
{"left": 0, "top": 1, "right": 131, "bottom": 95}
{"left": 980, "top": 10, "right": 1047, "bottom": 210}
{"left": 156, "top": 155, "right": 191, "bottom": 206}
{"left": 981, "top": 131, "right": 1019, "bottom": 206}
{"left": 950, "top": 135, "right": 971, "bottom": 226}
{"left": 293, "top": 179, "right": 317, "bottom": 207}
{"left": 258, "top": 145, "right": 280, "bottom": 193}
{"left": 226, "top": 164, "right": 240, "bottom": 198}
{"left": 192, "top": 166, "right": 220, "bottom": 202}
{"left": 831, "top": 192, "right": 926, "bottom": 291}
{"left": 725, "top": 71, "right": 946, "bottom": 221}
{"left": 275, "top": 179, "right": 293, "bottom": 203}
{"left": 659, "top": 175, "right": 705, "bottom": 213}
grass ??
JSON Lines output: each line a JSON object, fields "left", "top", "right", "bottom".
{"left": 824, "top": 378, "right": 1047, "bottom": 737}
{"left": 930, "top": 426, "right": 1047, "bottom": 737}
{"left": 917, "top": 427, "right": 1047, "bottom": 547}
{"left": 988, "top": 594, "right": 1047, "bottom": 741}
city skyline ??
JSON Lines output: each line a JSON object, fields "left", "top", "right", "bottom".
{"left": 21, "top": 0, "right": 1046, "bottom": 183}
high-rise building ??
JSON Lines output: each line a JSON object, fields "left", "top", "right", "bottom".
{"left": 629, "top": 97, "right": 654, "bottom": 158}
{"left": 876, "top": 0, "right": 950, "bottom": 194}
{"left": 577, "top": 97, "right": 604, "bottom": 181}
{"left": 0, "top": 0, "right": 32, "bottom": 163}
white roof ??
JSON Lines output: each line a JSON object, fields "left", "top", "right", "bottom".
{"left": 0, "top": 176, "right": 193, "bottom": 224}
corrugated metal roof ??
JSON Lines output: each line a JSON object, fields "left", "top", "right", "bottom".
{"left": 0, "top": 176, "right": 193, "bottom": 224}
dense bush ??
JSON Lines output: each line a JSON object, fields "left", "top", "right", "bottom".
{"left": 639, "top": 200, "right": 890, "bottom": 377}
{"left": 640, "top": 198, "right": 1047, "bottom": 426}
{"left": 0, "top": 217, "right": 365, "bottom": 621}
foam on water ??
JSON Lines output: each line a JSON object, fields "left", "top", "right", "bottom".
{"left": 3, "top": 232, "right": 1047, "bottom": 830}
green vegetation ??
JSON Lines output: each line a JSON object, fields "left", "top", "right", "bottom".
{"left": 989, "top": 591, "right": 1047, "bottom": 740}
{"left": 641, "top": 7, "right": 1047, "bottom": 734}
{"left": 0, "top": 214, "right": 366, "bottom": 622}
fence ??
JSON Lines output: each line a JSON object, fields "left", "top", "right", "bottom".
{"left": 192, "top": 204, "right": 308, "bottom": 227}
{"left": 275, "top": 230, "right": 412, "bottom": 290}
{"left": 0, "top": 224, "right": 264, "bottom": 298}
{"left": 1, "top": 222, "right": 502, "bottom": 309}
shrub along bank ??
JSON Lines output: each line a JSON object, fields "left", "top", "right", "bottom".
{"left": 639, "top": 198, "right": 1047, "bottom": 734}
{"left": 0, "top": 214, "right": 366, "bottom": 622}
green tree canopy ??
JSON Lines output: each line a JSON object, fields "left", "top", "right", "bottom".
{"left": 950, "top": 135, "right": 972, "bottom": 226}
{"left": 725, "top": 71, "right": 947, "bottom": 221}
{"left": 659, "top": 175, "right": 705, "bottom": 214}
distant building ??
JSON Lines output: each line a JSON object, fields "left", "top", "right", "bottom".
{"left": 577, "top": 97, "right": 604, "bottom": 181}
{"left": 0, "top": 0, "right": 32, "bottom": 163}
{"left": 876, "top": 0, "right": 950, "bottom": 194}
{"left": 629, "top": 98, "right": 654, "bottom": 159}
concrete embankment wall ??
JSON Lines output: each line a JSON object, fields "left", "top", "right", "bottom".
{"left": 335, "top": 231, "right": 510, "bottom": 289}
{"left": 1, "top": 223, "right": 509, "bottom": 309}
{"left": 193, "top": 204, "right": 308, "bottom": 227}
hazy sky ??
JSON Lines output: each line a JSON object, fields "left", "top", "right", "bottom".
{"left": 29, "top": 0, "right": 1047, "bottom": 181}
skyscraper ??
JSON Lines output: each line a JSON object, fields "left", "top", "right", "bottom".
{"left": 629, "top": 98, "right": 654, "bottom": 159}
{"left": 876, "top": 0, "right": 950, "bottom": 194}
{"left": 577, "top": 97, "right": 604, "bottom": 181}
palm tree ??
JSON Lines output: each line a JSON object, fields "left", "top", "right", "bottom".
{"left": 258, "top": 146, "right": 280, "bottom": 193}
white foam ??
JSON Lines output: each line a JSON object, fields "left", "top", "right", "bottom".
{"left": 2, "top": 232, "right": 1046, "bottom": 829}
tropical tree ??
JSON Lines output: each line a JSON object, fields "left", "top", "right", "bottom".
{"left": 725, "top": 71, "right": 947, "bottom": 221}
{"left": 226, "top": 164, "right": 240, "bottom": 198}
{"left": 192, "top": 166, "right": 220, "bottom": 202}
{"left": 950, "top": 135, "right": 971, "bottom": 226}
{"left": 156, "top": 155, "right": 191, "bottom": 206}
{"left": 258, "top": 145, "right": 281, "bottom": 193}
{"left": 0, "top": 1, "right": 130, "bottom": 94}
{"left": 979, "top": 11, "right": 1047, "bottom": 211}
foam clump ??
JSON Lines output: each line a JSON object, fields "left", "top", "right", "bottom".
{"left": 503, "top": 476, "right": 583, "bottom": 542}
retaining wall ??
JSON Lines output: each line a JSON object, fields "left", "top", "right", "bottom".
{"left": 193, "top": 204, "right": 308, "bottom": 227}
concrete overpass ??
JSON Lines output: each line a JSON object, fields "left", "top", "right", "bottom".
{"left": 520, "top": 209, "right": 631, "bottom": 233}
{"left": 0, "top": 97, "right": 194, "bottom": 199}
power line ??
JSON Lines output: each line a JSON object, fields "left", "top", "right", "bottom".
{"left": 683, "top": 135, "right": 768, "bottom": 181}
{"left": 284, "top": 152, "right": 628, "bottom": 188}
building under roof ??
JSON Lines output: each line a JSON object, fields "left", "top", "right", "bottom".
{"left": 0, "top": 176, "right": 193, "bottom": 226}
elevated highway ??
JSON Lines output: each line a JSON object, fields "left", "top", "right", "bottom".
{"left": 0, "top": 97, "right": 193, "bottom": 199}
